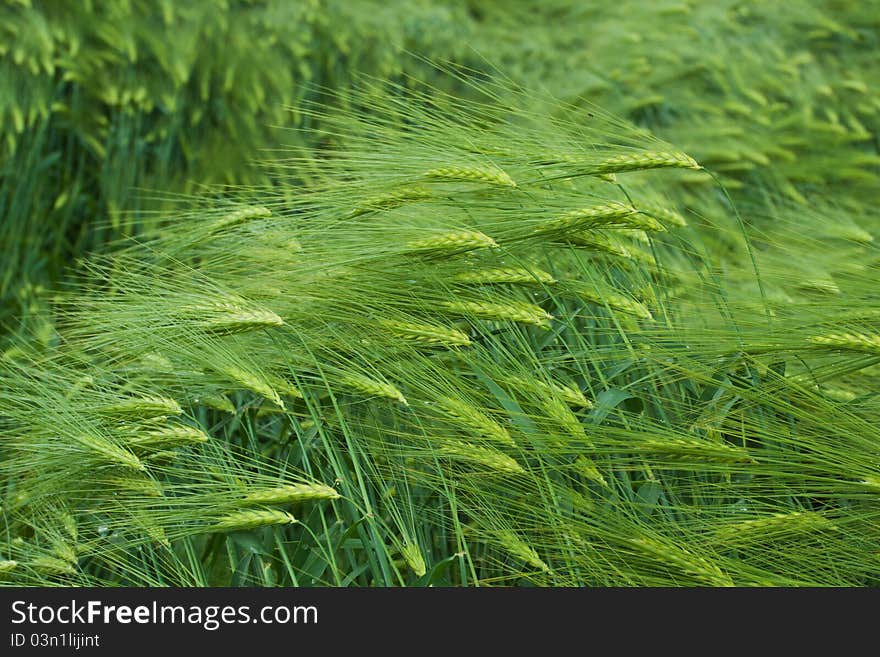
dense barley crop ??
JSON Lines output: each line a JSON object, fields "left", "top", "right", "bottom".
{"left": 1, "top": 1, "right": 878, "bottom": 587}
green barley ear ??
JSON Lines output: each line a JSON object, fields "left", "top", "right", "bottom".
{"left": 377, "top": 319, "right": 472, "bottom": 347}
{"left": 181, "top": 299, "right": 284, "bottom": 334}
{"left": 94, "top": 395, "right": 182, "bottom": 419}
{"left": 452, "top": 266, "right": 556, "bottom": 286}
{"left": 210, "top": 509, "right": 298, "bottom": 533}
{"left": 349, "top": 186, "right": 434, "bottom": 217}
{"left": 338, "top": 372, "right": 408, "bottom": 405}
{"left": 500, "top": 375, "right": 592, "bottom": 409}
{"left": 190, "top": 392, "right": 236, "bottom": 413}
{"left": 30, "top": 556, "right": 77, "bottom": 576}
{"left": 565, "top": 282, "right": 653, "bottom": 320}
{"left": 125, "top": 425, "right": 210, "bottom": 451}
{"left": 206, "top": 205, "right": 273, "bottom": 234}
{"left": 639, "top": 203, "right": 688, "bottom": 228}
{"left": 628, "top": 536, "right": 733, "bottom": 587}
{"left": 425, "top": 166, "right": 516, "bottom": 187}
{"left": 242, "top": 483, "right": 341, "bottom": 506}
{"left": 711, "top": 512, "right": 836, "bottom": 546}
{"left": 534, "top": 202, "right": 639, "bottom": 235}
{"left": 399, "top": 542, "right": 427, "bottom": 577}
{"left": 440, "top": 299, "right": 553, "bottom": 328}
{"left": 431, "top": 395, "right": 516, "bottom": 446}
{"left": 218, "top": 365, "right": 288, "bottom": 409}
{"left": 555, "top": 231, "right": 633, "bottom": 258}
{"left": 627, "top": 436, "right": 757, "bottom": 464}
{"left": 439, "top": 440, "right": 525, "bottom": 475}
{"left": 809, "top": 332, "right": 880, "bottom": 355}
{"left": 496, "top": 529, "right": 551, "bottom": 574}
{"left": 591, "top": 151, "right": 701, "bottom": 174}
{"left": 103, "top": 473, "right": 165, "bottom": 498}
{"left": 403, "top": 230, "right": 499, "bottom": 256}
{"left": 572, "top": 456, "right": 607, "bottom": 487}
{"left": 0, "top": 560, "right": 18, "bottom": 574}
{"left": 71, "top": 434, "right": 147, "bottom": 471}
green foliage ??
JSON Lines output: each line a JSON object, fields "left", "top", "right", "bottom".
{"left": 0, "top": 0, "right": 477, "bottom": 327}
{"left": 1, "top": 2, "right": 879, "bottom": 587}
{"left": 472, "top": 0, "right": 879, "bottom": 208}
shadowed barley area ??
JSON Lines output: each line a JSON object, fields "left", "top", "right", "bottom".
{"left": 1, "top": 1, "right": 878, "bottom": 587}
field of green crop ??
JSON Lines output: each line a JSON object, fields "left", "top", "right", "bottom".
{"left": 1, "top": 1, "right": 878, "bottom": 587}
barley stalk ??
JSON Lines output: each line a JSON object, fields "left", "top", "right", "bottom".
{"left": 0, "top": 560, "right": 18, "bottom": 573}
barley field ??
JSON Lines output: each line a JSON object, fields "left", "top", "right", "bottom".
{"left": 1, "top": 1, "right": 878, "bottom": 587}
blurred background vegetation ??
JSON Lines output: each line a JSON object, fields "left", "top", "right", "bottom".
{"left": 3, "top": 1, "right": 877, "bottom": 337}
{"left": 0, "top": 0, "right": 481, "bottom": 331}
